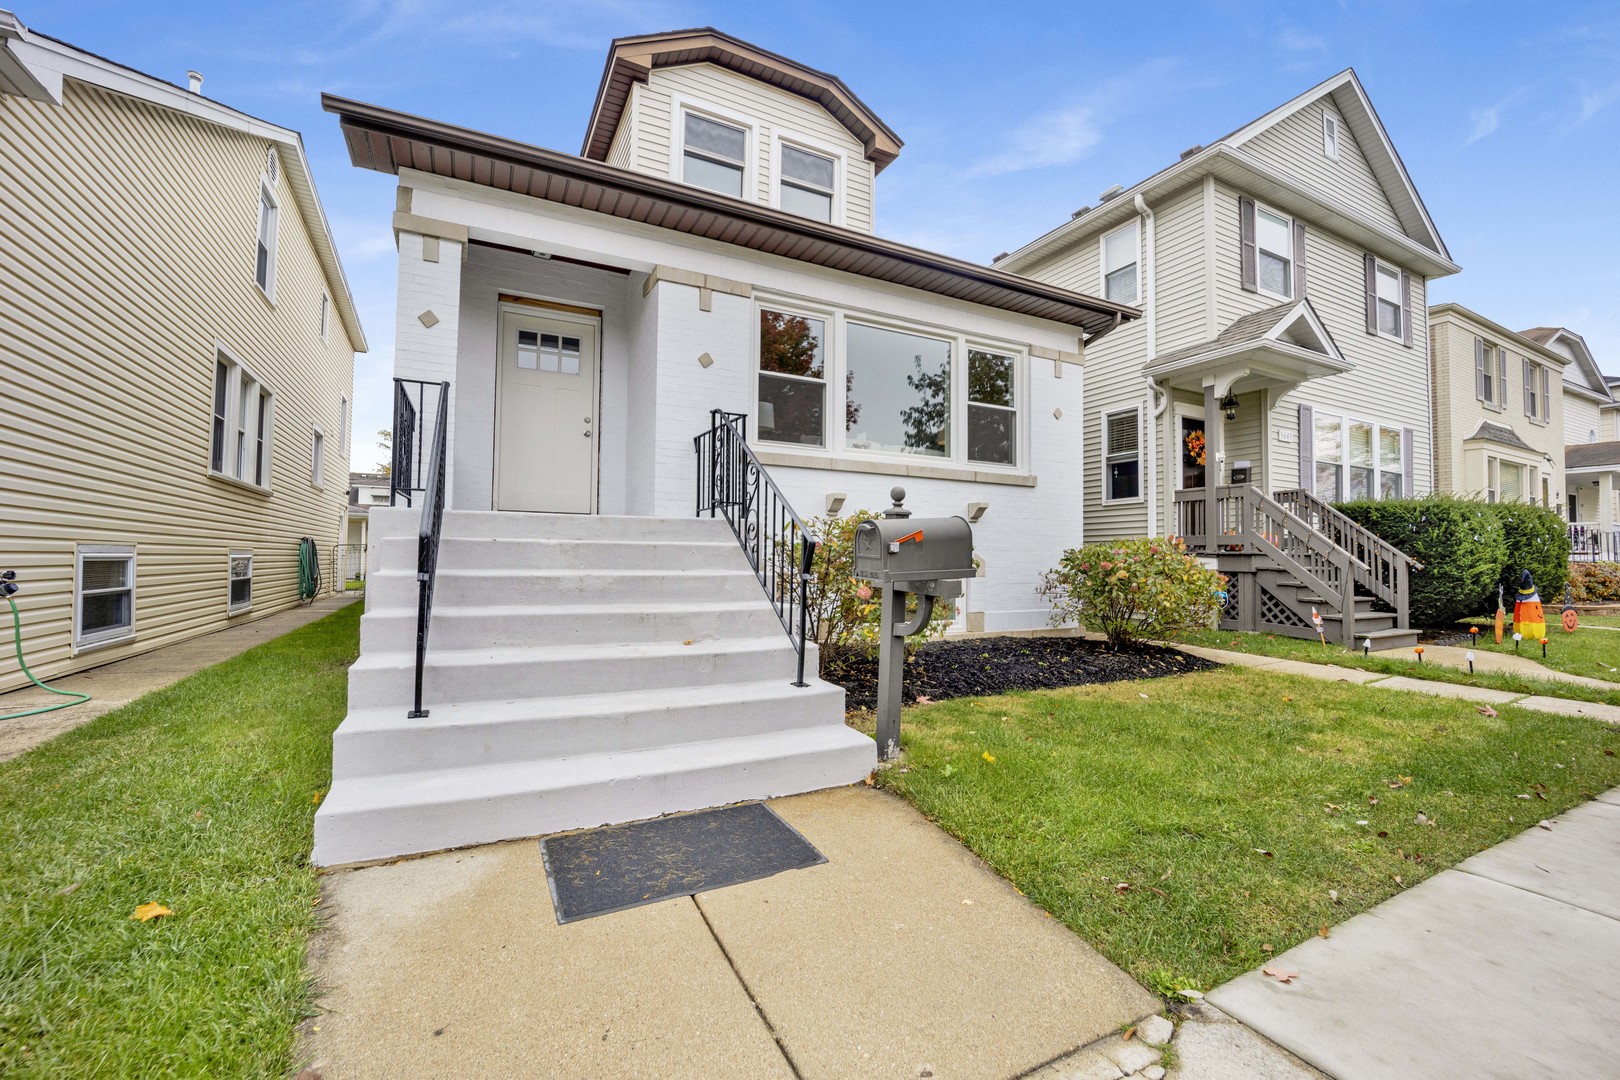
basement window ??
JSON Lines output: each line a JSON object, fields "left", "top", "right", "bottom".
{"left": 228, "top": 551, "right": 253, "bottom": 614}
{"left": 76, "top": 545, "right": 135, "bottom": 649}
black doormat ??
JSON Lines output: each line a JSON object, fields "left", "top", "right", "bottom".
{"left": 539, "top": 802, "right": 825, "bottom": 924}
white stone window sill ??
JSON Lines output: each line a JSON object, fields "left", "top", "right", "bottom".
{"left": 753, "top": 448, "right": 1036, "bottom": 488}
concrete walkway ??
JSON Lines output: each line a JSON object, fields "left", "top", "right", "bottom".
{"left": 1207, "top": 788, "right": 1620, "bottom": 1079}
{"left": 0, "top": 594, "right": 358, "bottom": 761}
{"left": 1175, "top": 645, "right": 1620, "bottom": 725}
{"left": 301, "top": 786, "right": 1160, "bottom": 1080}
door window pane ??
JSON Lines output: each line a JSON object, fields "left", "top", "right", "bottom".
{"left": 517, "top": 330, "right": 538, "bottom": 369}
{"left": 845, "top": 323, "right": 951, "bottom": 457}
{"left": 1180, "top": 417, "right": 1206, "bottom": 489}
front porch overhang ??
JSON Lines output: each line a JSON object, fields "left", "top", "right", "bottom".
{"left": 1145, "top": 339, "right": 1352, "bottom": 396}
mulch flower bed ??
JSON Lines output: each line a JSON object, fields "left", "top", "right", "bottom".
{"left": 825, "top": 635, "right": 1217, "bottom": 711}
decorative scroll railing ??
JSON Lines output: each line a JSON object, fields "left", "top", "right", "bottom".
{"left": 1569, "top": 524, "right": 1620, "bottom": 563}
{"left": 694, "top": 410, "right": 816, "bottom": 688}
{"left": 408, "top": 381, "right": 449, "bottom": 719}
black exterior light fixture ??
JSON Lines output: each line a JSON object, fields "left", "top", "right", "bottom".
{"left": 1220, "top": 392, "right": 1240, "bottom": 421}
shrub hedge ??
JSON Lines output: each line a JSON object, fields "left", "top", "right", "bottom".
{"left": 1336, "top": 496, "right": 1572, "bottom": 625}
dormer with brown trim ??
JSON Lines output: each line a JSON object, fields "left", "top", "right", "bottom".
{"left": 581, "top": 29, "right": 901, "bottom": 233}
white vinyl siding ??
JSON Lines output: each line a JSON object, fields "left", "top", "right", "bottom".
{"left": 629, "top": 63, "right": 876, "bottom": 232}
{"left": 1239, "top": 100, "right": 1403, "bottom": 232}
{"left": 75, "top": 545, "right": 135, "bottom": 649}
{"left": 0, "top": 78, "right": 356, "bottom": 692}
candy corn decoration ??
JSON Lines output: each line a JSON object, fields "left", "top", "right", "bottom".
{"left": 1513, "top": 571, "right": 1546, "bottom": 641}
{"left": 1311, "top": 607, "right": 1325, "bottom": 645}
{"left": 1494, "top": 584, "right": 1505, "bottom": 645}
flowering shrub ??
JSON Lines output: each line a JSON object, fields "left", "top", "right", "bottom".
{"left": 1037, "top": 537, "right": 1225, "bottom": 649}
{"left": 1569, "top": 561, "right": 1620, "bottom": 604}
{"left": 803, "top": 509, "right": 955, "bottom": 669}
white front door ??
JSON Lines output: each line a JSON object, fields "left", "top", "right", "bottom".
{"left": 494, "top": 310, "right": 599, "bottom": 514}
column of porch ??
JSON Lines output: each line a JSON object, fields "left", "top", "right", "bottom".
{"left": 392, "top": 225, "right": 464, "bottom": 506}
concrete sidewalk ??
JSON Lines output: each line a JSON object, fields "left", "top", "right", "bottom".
{"left": 301, "top": 786, "right": 1161, "bottom": 1080}
{"left": 0, "top": 593, "right": 358, "bottom": 762}
{"left": 1176, "top": 645, "right": 1620, "bottom": 725}
{"left": 1207, "top": 789, "right": 1620, "bottom": 1079}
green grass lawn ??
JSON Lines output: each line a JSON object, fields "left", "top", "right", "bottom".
{"left": 1455, "top": 617, "right": 1620, "bottom": 684}
{"left": 877, "top": 666, "right": 1620, "bottom": 994}
{"left": 1586, "top": 615, "right": 1620, "bottom": 629}
{"left": 0, "top": 603, "right": 359, "bottom": 1078}
{"left": 1176, "top": 629, "right": 1620, "bottom": 706}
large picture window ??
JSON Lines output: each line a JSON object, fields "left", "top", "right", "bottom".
{"left": 967, "top": 350, "right": 1016, "bottom": 465}
{"left": 845, "top": 322, "right": 952, "bottom": 458}
{"left": 1315, "top": 412, "right": 1403, "bottom": 501}
{"left": 757, "top": 309, "right": 827, "bottom": 447}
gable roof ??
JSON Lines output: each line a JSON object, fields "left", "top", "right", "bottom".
{"left": 582, "top": 28, "right": 903, "bottom": 173}
{"left": 325, "top": 95, "right": 1136, "bottom": 339}
{"left": 1143, "top": 297, "right": 1350, "bottom": 386}
{"left": 999, "top": 69, "right": 1458, "bottom": 280}
{"left": 0, "top": 12, "right": 367, "bottom": 350}
{"left": 1521, "top": 326, "right": 1613, "bottom": 401}
{"left": 1427, "top": 305, "right": 1571, "bottom": 369}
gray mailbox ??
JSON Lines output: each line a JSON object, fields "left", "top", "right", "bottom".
{"left": 858, "top": 488, "right": 976, "bottom": 761}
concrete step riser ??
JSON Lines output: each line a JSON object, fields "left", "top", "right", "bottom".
{"left": 333, "top": 689, "right": 844, "bottom": 777}
{"left": 359, "top": 606, "right": 786, "bottom": 652}
{"left": 363, "top": 570, "right": 767, "bottom": 609}
{"left": 432, "top": 513, "right": 735, "bottom": 543}
{"left": 374, "top": 536, "right": 745, "bottom": 573}
{"left": 349, "top": 644, "right": 805, "bottom": 707}
{"left": 313, "top": 738, "right": 875, "bottom": 866}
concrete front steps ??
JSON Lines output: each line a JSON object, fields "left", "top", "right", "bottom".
{"left": 313, "top": 508, "right": 873, "bottom": 867}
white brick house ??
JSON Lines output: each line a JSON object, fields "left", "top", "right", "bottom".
{"left": 313, "top": 29, "right": 1134, "bottom": 865}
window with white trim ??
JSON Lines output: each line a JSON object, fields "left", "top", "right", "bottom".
{"left": 779, "top": 143, "right": 835, "bottom": 222}
{"left": 1101, "top": 220, "right": 1139, "bottom": 305}
{"left": 228, "top": 550, "right": 253, "bottom": 614}
{"left": 1322, "top": 113, "right": 1340, "bottom": 159}
{"left": 210, "top": 351, "right": 272, "bottom": 489}
{"left": 254, "top": 181, "right": 278, "bottom": 298}
{"left": 1523, "top": 359, "right": 1550, "bottom": 422}
{"left": 1256, "top": 206, "right": 1294, "bottom": 298}
{"left": 846, "top": 322, "right": 952, "bottom": 458}
{"left": 757, "top": 308, "right": 827, "bottom": 447}
{"left": 311, "top": 428, "right": 325, "bottom": 488}
{"left": 1315, "top": 412, "right": 1403, "bottom": 501}
{"left": 1105, "top": 409, "right": 1141, "bottom": 501}
{"left": 76, "top": 545, "right": 134, "bottom": 649}
{"left": 1477, "top": 339, "right": 1506, "bottom": 409}
{"left": 682, "top": 112, "right": 747, "bottom": 198}
{"left": 967, "top": 349, "right": 1016, "bottom": 466}
{"left": 1373, "top": 262, "right": 1403, "bottom": 339}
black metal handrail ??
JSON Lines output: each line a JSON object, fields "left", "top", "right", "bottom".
{"left": 390, "top": 378, "right": 440, "bottom": 507}
{"left": 409, "top": 380, "right": 450, "bottom": 718}
{"left": 694, "top": 410, "right": 816, "bottom": 687}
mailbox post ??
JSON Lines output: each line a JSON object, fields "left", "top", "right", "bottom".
{"left": 853, "top": 488, "right": 975, "bottom": 760}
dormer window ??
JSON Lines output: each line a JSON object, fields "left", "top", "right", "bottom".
{"left": 779, "top": 144, "right": 835, "bottom": 222}
{"left": 682, "top": 112, "right": 747, "bottom": 198}
{"left": 1322, "top": 113, "right": 1340, "bottom": 159}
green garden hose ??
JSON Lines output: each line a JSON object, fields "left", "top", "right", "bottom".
{"left": 3, "top": 595, "right": 91, "bottom": 719}
{"left": 297, "top": 536, "right": 321, "bottom": 603}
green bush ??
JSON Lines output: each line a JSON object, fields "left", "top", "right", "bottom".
{"left": 803, "top": 509, "right": 954, "bottom": 669}
{"left": 1570, "top": 562, "right": 1620, "bottom": 603}
{"left": 1336, "top": 496, "right": 1506, "bottom": 625}
{"left": 1038, "top": 537, "right": 1226, "bottom": 649}
{"left": 1482, "top": 501, "right": 1571, "bottom": 602}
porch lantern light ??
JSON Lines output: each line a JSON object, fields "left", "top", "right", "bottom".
{"left": 1219, "top": 392, "right": 1240, "bottom": 421}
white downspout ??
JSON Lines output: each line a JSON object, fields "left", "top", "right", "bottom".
{"left": 1135, "top": 193, "right": 1165, "bottom": 536}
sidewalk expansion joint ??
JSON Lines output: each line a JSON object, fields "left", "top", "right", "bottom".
{"left": 692, "top": 894, "right": 806, "bottom": 1080}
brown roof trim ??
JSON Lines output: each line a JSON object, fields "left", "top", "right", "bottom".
{"left": 581, "top": 28, "right": 903, "bottom": 173}
{"left": 323, "top": 95, "right": 1136, "bottom": 338}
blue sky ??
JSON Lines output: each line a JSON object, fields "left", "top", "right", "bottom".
{"left": 26, "top": 0, "right": 1620, "bottom": 471}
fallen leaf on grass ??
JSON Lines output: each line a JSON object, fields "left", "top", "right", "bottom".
{"left": 1415, "top": 813, "right": 1433, "bottom": 826}
{"left": 1261, "top": 943, "right": 1274, "bottom": 952}
{"left": 1262, "top": 966, "right": 1300, "bottom": 984}
{"left": 1328, "top": 889, "right": 1340, "bottom": 903}
{"left": 58, "top": 882, "right": 83, "bottom": 897}
{"left": 1368, "top": 796, "right": 1380, "bottom": 805}
{"left": 1138, "top": 693, "right": 1150, "bottom": 700}
{"left": 1253, "top": 848, "right": 1274, "bottom": 858}
{"left": 1393, "top": 875, "right": 1404, "bottom": 885}
{"left": 981, "top": 751, "right": 996, "bottom": 764}
{"left": 311, "top": 791, "right": 324, "bottom": 805}
{"left": 1160, "top": 866, "right": 1173, "bottom": 881}
{"left": 914, "top": 695, "right": 933, "bottom": 704}
{"left": 862, "top": 775, "right": 876, "bottom": 787}
{"left": 1114, "top": 882, "right": 1133, "bottom": 894}
{"left": 1538, "top": 820, "right": 1553, "bottom": 830}
{"left": 1476, "top": 705, "right": 1498, "bottom": 717}
{"left": 131, "top": 903, "right": 172, "bottom": 922}
{"left": 1148, "top": 886, "right": 1168, "bottom": 898}
{"left": 1319, "top": 923, "right": 1330, "bottom": 939}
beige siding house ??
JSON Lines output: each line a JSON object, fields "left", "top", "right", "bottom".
{"left": 1524, "top": 326, "right": 1620, "bottom": 557}
{"left": 999, "top": 70, "right": 1460, "bottom": 646}
{"left": 0, "top": 13, "right": 365, "bottom": 692}
{"left": 1427, "top": 304, "right": 1566, "bottom": 505}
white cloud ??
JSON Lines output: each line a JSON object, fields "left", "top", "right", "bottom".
{"left": 1467, "top": 106, "right": 1501, "bottom": 143}
{"left": 970, "top": 105, "right": 1101, "bottom": 177}
{"left": 1578, "top": 79, "right": 1620, "bottom": 122}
